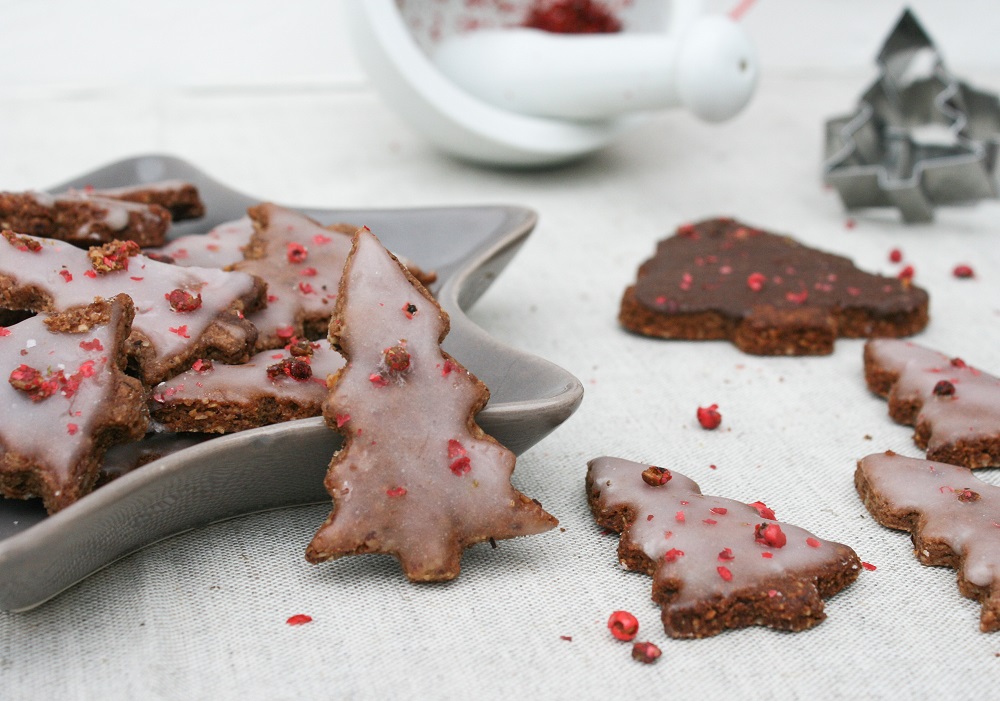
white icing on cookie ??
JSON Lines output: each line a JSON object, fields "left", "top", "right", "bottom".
{"left": 867, "top": 339, "right": 1000, "bottom": 453}
{"left": 0, "top": 296, "right": 147, "bottom": 510}
{"left": 152, "top": 343, "right": 344, "bottom": 410}
{"left": 0, "top": 233, "right": 261, "bottom": 383}
{"left": 149, "top": 217, "right": 254, "bottom": 269}
{"left": 858, "top": 451, "right": 1000, "bottom": 588}
{"left": 234, "top": 204, "right": 353, "bottom": 348}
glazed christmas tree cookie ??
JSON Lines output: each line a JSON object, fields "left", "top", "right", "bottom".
{"left": 306, "top": 228, "right": 557, "bottom": 581}
{"left": 864, "top": 339, "right": 1000, "bottom": 468}
{"left": 619, "top": 218, "right": 929, "bottom": 355}
{"left": 0, "top": 295, "right": 148, "bottom": 513}
{"left": 856, "top": 451, "right": 1000, "bottom": 631}
{"left": 587, "top": 456, "right": 861, "bottom": 638}
{"left": 0, "top": 231, "right": 265, "bottom": 384}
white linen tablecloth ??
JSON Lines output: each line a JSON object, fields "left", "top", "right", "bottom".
{"left": 2, "top": 2, "right": 1000, "bottom": 698}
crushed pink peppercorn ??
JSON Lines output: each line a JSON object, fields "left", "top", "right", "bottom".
{"left": 607, "top": 610, "right": 639, "bottom": 641}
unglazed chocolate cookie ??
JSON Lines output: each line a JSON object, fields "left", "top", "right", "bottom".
{"left": 0, "top": 295, "right": 148, "bottom": 513}
{"left": 306, "top": 228, "right": 557, "bottom": 581}
{"left": 0, "top": 231, "right": 265, "bottom": 384}
{"left": 864, "top": 339, "right": 1000, "bottom": 468}
{"left": 587, "top": 456, "right": 861, "bottom": 638}
{"left": 620, "top": 218, "right": 929, "bottom": 355}
{"left": 856, "top": 451, "right": 1000, "bottom": 631}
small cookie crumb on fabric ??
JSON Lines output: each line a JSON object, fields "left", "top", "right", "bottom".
{"left": 856, "top": 451, "right": 1000, "bottom": 632}
{"left": 619, "top": 218, "right": 929, "bottom": 355}
{"left": 864, "top": 339, "right": 1000, "bottom": 468}
{"left": 305, "top": 227, "right": 557, "bottom": 581}
{"left": 587, "top": 456, "right": 861, "bottom": 638}
{"left": 0, "top": 295, "right": 149, "bottom": 513}
{"left": 0, "top": 231, "right": 265, "bottom": 384}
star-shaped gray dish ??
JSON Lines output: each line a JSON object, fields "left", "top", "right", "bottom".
{"left": 823, "top": 9, "right": 1000, "bottom": 223}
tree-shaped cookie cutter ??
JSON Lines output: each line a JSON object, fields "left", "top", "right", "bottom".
{"left": 823, "top": 10, "right": 1000, "bottom": 223}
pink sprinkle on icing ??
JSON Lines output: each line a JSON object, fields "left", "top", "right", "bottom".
{"left": 67, "top": 423, "right": 78, "bottom": 435}
{"left": 169, "top": 325, "right": 190, "bottom": 338}
{"left": 675, "top": 511, "right": 686, "bottom": 523}
{"left": 663, "top": 548, "right": 684, "bottom": 562}
{"left": 717, "top": 566, "right": 733, "bottom": 581}
{"left": 59, "top": 270, "right": 73, "bottom": 282}
{"left": 806, "top": 537, "right": 821, "bottom": 548}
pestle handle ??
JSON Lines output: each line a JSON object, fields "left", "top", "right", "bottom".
{"left": 433, "top": 16, "right": 757, "bottom": 123}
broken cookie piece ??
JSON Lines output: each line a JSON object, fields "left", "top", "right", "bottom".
{"left": 620, "top": 218, "right": 929, "bottom": 355}
{"left": 0, "top": 295, "right": 149, "bottom": 513}
{"left": 856, "top": 451, "right": 1000, "bottom": 631}
{"left": 864, "top": 339, "right": 1000, "bottom": 468}
{"left": 229, "top": 204, "right": 355, "bottom": 350}
{"left": 0, "top": 190, "right": 172, "bottom": 247}
{"left": 587, "top": 456, "right": 861, "bottom": 638}
{"left": 150, "top": 340, "right": 345, "bottom": 433}
{"left": 90, "top": 180, "right": 205, "bottom": 221}
{"left": 306, "top": 227, "right": 557, "bottom": 581}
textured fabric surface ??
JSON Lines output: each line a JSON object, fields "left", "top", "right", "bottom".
{"left": 2, "top": 40, "right": 1000, "bottom": 701}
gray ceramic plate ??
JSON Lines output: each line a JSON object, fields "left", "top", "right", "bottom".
{"left": 0, "top": 155, "right": 584, "bottom": 611}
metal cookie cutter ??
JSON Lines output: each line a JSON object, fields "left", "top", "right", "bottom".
{"left": 823, "top": 9, "right": 1000, "bottom": 223}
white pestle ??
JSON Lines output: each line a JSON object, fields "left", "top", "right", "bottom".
{"left": 432, "top": 15, "right": 757, "bottom": 123}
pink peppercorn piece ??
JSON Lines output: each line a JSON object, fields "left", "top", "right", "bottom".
{"left": 631, "top": 641, "right": 662, "bottom": 664}
{"left": 607, "top": 610, "right": 639, "bottom": 641}
{"left": 697, "top": 404, "right": 722, "bottom": 430}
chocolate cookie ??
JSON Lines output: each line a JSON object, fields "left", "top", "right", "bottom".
{"left": 0, "top": 232, "right": 265, "bottom": 385}
{"left": 864, "top": 339, "right": 1000, "bottom": 468}
{"left": 0, "top": 190, "right": 171, "bottom": 247}
{"left": 856, "top": 451, "right": 1000, "bottom": 631}
{"left": 587, "top": 456, "right": 861, "bottom": 638}
{"left": 305, "top": 227, "right": 557, "bottom": 581}
{"left": 150, "top": 341, "right": 345, "bottom": 433}
{"left": 620, "top": 218, "right": 929, "bottom": 355}
{"left": 0, "top": 295, "right": 148, "bottom": 513}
